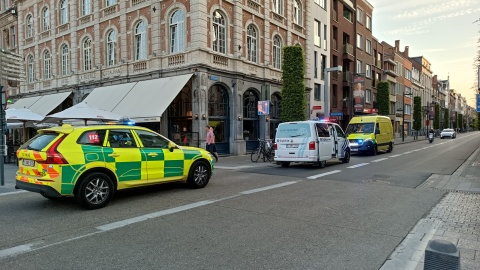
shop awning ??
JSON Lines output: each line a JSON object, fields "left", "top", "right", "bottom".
{"left": 82, "top": 82, "right": 138, "bottom": 112}
{"left": 111, "top": 74, "right": 193, "bottom": 120}
{"left": 7, "top": 91, "right": 72, "bottom": 116}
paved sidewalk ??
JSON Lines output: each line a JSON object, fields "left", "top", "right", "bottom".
{"left": 381, "top": 147, "right": 480, "bottom": 270}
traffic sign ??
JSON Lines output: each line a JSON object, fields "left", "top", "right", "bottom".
{"left": 477, "top": 94, "right": 480, "bottom": 113}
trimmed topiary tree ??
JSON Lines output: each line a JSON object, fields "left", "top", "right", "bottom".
{"left": 444, "top": 108, "right": 450, "bottom": 129}
{"left": 413, "top": 96, "right": 422, "bottom": 132}
{"left": 433, "top": 103, "right": 440, "bottom": 130}
{"left": 377, "top": 81, "right": 390, "bottom": 116}
{"left": 280, "top": 46, "right": 306, "bottom": 122}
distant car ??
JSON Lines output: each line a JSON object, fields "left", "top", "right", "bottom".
{"left": 16, "top": 125, "right": 214, "bottom": 209}
{"left": 440, "top": 129, "right": 456, "bottom": 139}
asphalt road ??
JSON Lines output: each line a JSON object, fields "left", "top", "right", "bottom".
{"left": 0, "top": 132, "right": 478, "bottom": 269}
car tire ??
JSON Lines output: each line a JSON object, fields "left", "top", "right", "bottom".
{"left": 75, "top": 172, "right": 114, "bottom": 210}
{"left": 317, "top": 160, "right": 327, "bottom": 168}
{"left": 372, "top": 146, "right": 378, "bottom": 156}
{"left": 187, "top": 161, "right": 210, "bottom": 189}
{"left": 441, "top": 137, "right": 443, "bottom": 139}
{"left": 341, "top": 150, "right": 350, "bottom": 163}
{"left": 386, "top": 143, "right": 393, "bottom": 153}
{"left": 281, "top": 162, "right": 290, "bottom": 168}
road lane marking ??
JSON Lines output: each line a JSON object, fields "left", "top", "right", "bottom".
{"left": 0, "top": 244, "right": 33, "bottom": 259}
{"left": 0, "top": 190, "right": 27, "bottom": 197}
{"left": 371, "top": 158, "right": 388, "bottom": 163}
{"left": 215, "top": 165, "right": 255, "bottom": 170}
{"left": 404, "top": 151, "right": 413, "bottom": 154}
{"left": 389, "top": 154, "right": 402, "bottom": 157}
{"left": 347, "top": 163, "right": 369, "bottom": 168}
{"left": 307, "top": 170, "right": 341, "bottom": 179}
{"left": 240, "top": 181, "right": 297, "bottom": 194}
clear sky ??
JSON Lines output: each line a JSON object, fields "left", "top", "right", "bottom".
{"left": 369, "top": 0, "right": 480, "bottom": 106}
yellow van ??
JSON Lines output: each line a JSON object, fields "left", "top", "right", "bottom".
{"left": 345, "top": 115, "right": 394, "bottom": 155}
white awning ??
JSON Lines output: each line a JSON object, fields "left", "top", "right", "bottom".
{"left": 28, "top": 91, "right": 72, "bottom": 116}
{"left": 7, "top": 92, "right": 72, "bottom": 116}
{"left": 111, "top": 74, "right": 193, "bottom": 119}
{"left": 82, "top": 82, "right": 137, "bottom": 113}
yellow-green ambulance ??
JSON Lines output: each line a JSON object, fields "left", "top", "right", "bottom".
{"left": 346, "top": 115, "right": 394, "bottom": 155}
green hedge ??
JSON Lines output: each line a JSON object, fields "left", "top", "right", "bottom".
{"left": 377, "top": 81, "right": 389, "bottom": 116}
{"left": 280, "top": 46, "right": 306, "bottom": 122}
{"left": 413, "top": 96, "right": 422, "bottom": 131}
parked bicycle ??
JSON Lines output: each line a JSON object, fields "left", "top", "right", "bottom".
{"left": 251, "top": 139, "right": 275, "bottom": 162}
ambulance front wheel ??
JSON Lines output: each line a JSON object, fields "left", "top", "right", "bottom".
{"left": 75, "top": 172, "right": 114, "bottom": 210}
{"left": 187, "top": 161, "right": 210, "bottom": 188}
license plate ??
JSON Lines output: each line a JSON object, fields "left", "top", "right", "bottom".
{"left": 286, "top": 144, "right": 298, "bottom": 148}
{"left": 23, "top": 159, "right": 35, "bottom": 167}
{"left": 351, "top": 148, "right": 358, "bottom": 152}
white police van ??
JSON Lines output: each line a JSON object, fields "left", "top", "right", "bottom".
{"left": 274, "top": 120, "right": 350, "bottom": 167}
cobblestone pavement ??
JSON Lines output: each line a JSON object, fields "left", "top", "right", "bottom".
{"left": 380, "top": 147, "right": 480, "bottom": 270}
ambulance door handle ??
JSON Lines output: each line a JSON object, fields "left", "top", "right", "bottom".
{"left": 108, "top": 153, "right": 120, "bottom": 158}
{"left": 148, "top": 153, "right": 158, "bottom": 157}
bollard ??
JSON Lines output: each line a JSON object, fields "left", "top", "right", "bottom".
{"left": 424, "top": 239, "right": 460, "bottom": 270}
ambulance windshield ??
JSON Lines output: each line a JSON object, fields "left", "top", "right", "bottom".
{"left": 276, "top": 123, "right": 311, "bottom": 138}
{"left": 346, "top": 123, "right": 375, "bottom": 134}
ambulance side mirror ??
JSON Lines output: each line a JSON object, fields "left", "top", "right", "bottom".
{"left": 168, "top": 141, "right": 178, "bottom": 152}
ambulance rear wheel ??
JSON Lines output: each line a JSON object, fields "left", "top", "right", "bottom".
{"left": 341, "top": 151, "right": 350, "bottom": 163}
{"left": 281, "top": 162, "right": 290, "bottom": 168}
{"left": 387, "top": 143, "right": 393, "bottom": 153}
{"left": 187, "top": 161, "right": 210, "bottom": 189}
{"left": 75, "top": 172, "right": 114, "bottom": 210}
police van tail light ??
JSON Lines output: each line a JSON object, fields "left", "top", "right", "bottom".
{"left": 273, "top": 143, "right": 277, "bottom": 150}
{"left": 39, "top": 135, "right": 69, "bottom": 164}
{"left": 309, "top": 141, "right": 316, "bottom": 150}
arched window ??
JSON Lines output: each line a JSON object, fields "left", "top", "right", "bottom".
{"left": 134, "top": 21, "right": 147, "bottom": 60}
{"left": 83, "top": 38, "right": 92, "bottom": 71}
{"left": 42, "top": 8, "right": 50, "bottom": 31}
{"left": 106, "top": 30, "right": 117, "bottom": 66}
{"left": 43, "top": 51, "right": 51, "bottom": 79}
{"left": 60, "top": 0, "right": 69, "bottom": 25}
{"left": 61, "top": 44, "right": 70, "bottom": 76}
{"left": 273, "top": 35, "right": 282, "bottom": 69}
{"left": 273, "top": 0, "right": 283, "bottom": 15}
{"left": 270, "top": 93, "right": 282, "bottom": 119}
{"left": 247, "top": 25, "right": 257, "bottom": 63}
{"left": 27, "top": 55, "right": 34, "bottom": 83}
{"left": 293, "top": 1, "right": 302, "bottom": 25}
{"left": 26, "top": 15, "right": 33, "bottom": 38}
{"left": 243, "top": 90, "right": 259, "bottom": 143}
{"left": 170, "top": 10, "right": 185, "bottom": 53}
{"left": 212, "top": 10, "right": 226, "bottom": 54}
{"left": 82, "top": 0, "right": 91, "bottom": 16}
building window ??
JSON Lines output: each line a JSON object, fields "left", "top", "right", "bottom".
{"left": 61, "top": 44, "right": 70, "bottom": 76}
{"left": 366, "top": 15, "right": 372, "bottom": 30}
{"left": 135, "top": 20, "right": 147, "bottom": 60}
{"left": 83, "top": 38, "right": 92, "bottom": 71}
{"left": 366, "top": 64, "right": 371, "bottom": 78}
{"left": 212, "top": 11, "right": 226, "bottom": 54}
{"left": 247, "top": 24, "right": 257, "bottom": 63}
{"left": 106, "top": 0, "right": 116, "bottom": 7}
{"left": 321, "top": 54, "right": 326, "bottom": 80}
{"left": 293, "top": 1, "right": 302, "bottom": 25}
{"left": 366, "top": 39, "right": 372, "bottom": 54}
{"left": 170, "top": 10, "right": 185, "bottom": 53}
{"left": 405, "top": 104, "right": 412, "bottom": 114}
{"left": 106, "top": 30, "right": 117, "bottom": 66}
{"left": 272, "top": 35, "right": 282, "bottom": 69}
{"left": 314, "top": 83, "right": 322, "bottom": 101}
{"left": 26, "top": 15, "right": 33, "bottom": 38}
{"left": 60, "top": 0, "right": 69, "bottom": 25}
{"left": 82, "top": 0, "right": 91, "bottom": 16}
{"left": 27, "top": 55, "right": 34, "bottom": 83}
{"left": 343, "top": 9, "right": 352, "bottom": 22}
{"left": 357, "top": 8, "right": 363, "bottom": 24}
{"left": 405, "top": 87, "right": 412, "bottom": 95}
{"left": 42, "top": 8, "right": 50, "bottom": 31}
{"left": 9, "top": 26, "right": 15, "bottom": 48}
{"left": 323, "top": 24, "right": 327, "bottom": 49}
{"left": 273, "top": 0, "right": 283, "bottom": 15}
{"left": 314, "top": 51, "right": 318, "bottom": 78}
{"left": 356, "top": 60, "right": 362, "bottom": 74}
{"left": 43, "top": 51, "right": 51, "bottom": 80}
{"left": 366, "top": 89, "right": 371, "bottom": 103}
{"left": 314, "top": 20, "right": 321, "bottom": 47}
{"left": 356, "top": 33, "right": 363, "bottom": 49}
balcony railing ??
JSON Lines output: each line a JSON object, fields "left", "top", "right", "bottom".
{"left": 168, "top": 54, "right": 185, "bottom": 66}
{"left": 58, "top": 23, "right": 69, "bottom": 33}
{"left": 212, "top": 54, "right": 228, "bottom": 67}
{"left": 247, "top": 0, "right": 260, "bottom": 12}
{"left": 133, "top": 61, "right": 147, "bottom": 72}
{"left": 132, "top": 0, "right": 147, "bottom": 6}
{"left": 343, "top": 44, "right": 354, "bottom": 56}
{"left": 103, "top": 5, "right": 118, "bottom": 16}
{"left": 79, "top": 14, "right": 92, "bottom": 25}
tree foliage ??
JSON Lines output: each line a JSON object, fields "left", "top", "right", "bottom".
{"left": 454, "top": 112, "right": 458, "bottom": 129}
{"left": 458, "top": 114, "right": 464, "bottom": 130}
{"left": 413, "top": 96, "right": 422, "bottom": 131}
{"left": 444, "top": 108, "right": 450, "bottom": 129}
{"left": 377, "top": 81, "right": 390, "bottom": 116}
{"left": 433, "top": 103, "right": 440, "bottom": 129}
{"left": 280, "top": 46, "right": 306, "bottom": 122}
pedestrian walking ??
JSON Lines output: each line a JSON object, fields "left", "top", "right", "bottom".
{"left": 206, "top": 126, "right": 218, "bottom": 162}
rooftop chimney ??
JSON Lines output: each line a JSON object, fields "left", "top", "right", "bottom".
{"left": 405, "top": 46, "right": 409, "bottom": 57}
{"left": 395, "top": 40, "right": 400, "bottom": 49}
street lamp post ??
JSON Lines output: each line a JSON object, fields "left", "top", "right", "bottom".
{"left": 323, "top": 66, "right": 343, "bottom": 119}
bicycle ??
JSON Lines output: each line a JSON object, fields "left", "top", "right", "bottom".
{"left": 250, "top": 139, "right": 275, "bottom": 162}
